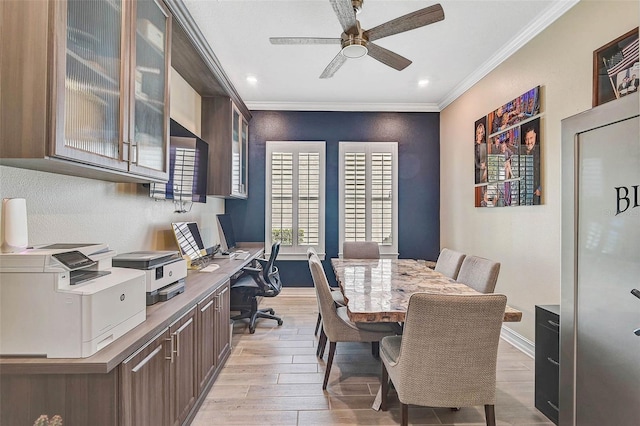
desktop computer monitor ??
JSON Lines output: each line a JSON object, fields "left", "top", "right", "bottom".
{"left": 216, "top": 214, "right": 237, "bottom": 253}
{"left": 171, "top": 222, "right": 207, "bottom": 261}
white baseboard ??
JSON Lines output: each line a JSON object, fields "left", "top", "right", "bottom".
{"left": 501, "top": 325, "right": 535, "bottom": 359}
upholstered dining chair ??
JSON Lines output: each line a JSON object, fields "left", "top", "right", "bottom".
{"left": 380, "top": 293, "right": 507, "bottom": 426}
{"left": 342, "top": 241, "right": 380, "bottom": 259}
{"left": 433, "top": 248, "right": 466, "bottom": 279}
{"left": 456, "top": 255, "right": 501, "bottom": 294}
{"left": 308, "top": 253, "right": 398, "bottom": 390}
{"left": 308, "top": 248, "right": 346, "bottom": 338}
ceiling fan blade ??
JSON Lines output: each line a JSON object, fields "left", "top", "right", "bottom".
{"left": 364, "top": 3, "right": 444, "bottom": 42}
{"left": 330, "top": 0, "right": 357, "bottom": 34}
{"left": 320, "top": 51, "right": 348, "bottom": 79}
{"left": 270, "top": 37, "right": 342, "bottom": 45}
{"left": 366, "top": 42, "right": 412, "bottom": 71}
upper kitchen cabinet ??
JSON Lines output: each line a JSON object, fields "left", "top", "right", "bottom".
{"left": 0, "top": 0, "right": 171, "bottom": 183}
{"left": 202, "top": 97, "right": 249, "bottom": 198}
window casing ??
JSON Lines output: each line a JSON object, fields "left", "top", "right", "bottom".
{"left": 266, "top": 141, "right": 326, "bottom": 260}
{"left": 339, "top": 142, "right": 398, "bottom": 258}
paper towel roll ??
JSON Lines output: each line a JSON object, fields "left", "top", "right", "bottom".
{"left": 1, "top": 198, "right": 29, "bottom": 253}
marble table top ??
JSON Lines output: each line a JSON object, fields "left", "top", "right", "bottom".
{"left": 331, "top": 258, "right": 522, "bottom": 323}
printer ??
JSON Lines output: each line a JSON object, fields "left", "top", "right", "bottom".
{"left": 112, "top": 251, "right": 187, "bottom": 305}
{"left": 0, "top": 243, "right": 146, "bottom": 358}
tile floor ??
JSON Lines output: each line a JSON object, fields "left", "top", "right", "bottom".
{"left": 191, "top": 289, "right": 553, "bottom": 425}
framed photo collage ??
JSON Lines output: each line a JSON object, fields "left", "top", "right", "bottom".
{"left": 474, "top": 86, "right": 542, "bottom": 208}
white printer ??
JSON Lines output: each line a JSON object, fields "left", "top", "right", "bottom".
{"left": 112, "top": 251, "right": 187, "bottom": 305}
{"left": 0, "top": 243, "right": 146, "bottom": 358}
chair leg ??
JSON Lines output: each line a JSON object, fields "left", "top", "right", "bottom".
{"left": 315, "top": 312, "right": 322, "bottom": 336}
{"left": 317, "top": 327, "right": 327, "bottom": 358}
{"left": 371, "top": 341, "right": 380, "bottom": 358}
{"left": 484, "top": 404, "right": 496, "bottom": 426}
{"left": 323, "top": 341, "right": 336, "bottom": 390}
{"left": 380, "top": 362, "right": 390, "bottom": 411}
{"left": 401, "top": 403, "right": 409, "bottom": 426}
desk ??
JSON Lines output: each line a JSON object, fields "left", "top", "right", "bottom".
{"left": 331, "top": 258, "right": 522, "bottom": 323}
{"left": 0, "top": 243, "right": 264, "bottom": 426}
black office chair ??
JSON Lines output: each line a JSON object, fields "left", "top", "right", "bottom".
{"left": 230, "top": 242, "right": 283, "bottom": 334}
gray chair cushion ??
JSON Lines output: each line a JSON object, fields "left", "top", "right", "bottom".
{"left": 434, "top": 248, "right": 466, "bottom": 279}
{"left": 456, "top": 255, "right": 501, "bottom": 294}
{"left": 343, "top": 241, "right": 380, "bottom": 259}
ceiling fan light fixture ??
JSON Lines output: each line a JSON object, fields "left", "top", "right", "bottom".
{"left": 341, "top": 43, "right": 368, "bottom": 58}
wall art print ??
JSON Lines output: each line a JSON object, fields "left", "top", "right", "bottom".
{"left": 475, "top": 86, "right": 541, "bottom": 208}
{"left": 593, "top": 27, "right": 639, "bottom": 107}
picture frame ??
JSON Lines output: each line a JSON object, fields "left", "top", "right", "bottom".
{"left": 592, "top": 27, "right": 639, "bottom": 107}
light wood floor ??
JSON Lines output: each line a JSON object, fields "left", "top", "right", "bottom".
{"left": 192, "top": 289, "right": 553, "bottom": 426}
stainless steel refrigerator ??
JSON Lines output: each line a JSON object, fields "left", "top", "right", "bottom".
{"left": 560, "top": 93, "right": 639, "bottom": 425}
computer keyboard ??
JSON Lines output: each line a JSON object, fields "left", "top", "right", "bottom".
{"left": 232, "top": 251, "right": 251, "bottom": 260}
{"left": 199, "top": 264, "right": 220, "bottom": 273}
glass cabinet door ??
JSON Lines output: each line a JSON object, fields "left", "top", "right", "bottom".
{"left": 61, "top": 0, "right": 127, "bottom": 170}
{"left": 240, "top": 118, "right": 249, "bottom": 196}
{"left": 130, "top": 0, "right": 170, "bottom": 179}
{"left": 231, "top": 107, "right": 242, "bottom": 196}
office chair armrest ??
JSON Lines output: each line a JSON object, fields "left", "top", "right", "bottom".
{"left": 241, "top": 266, "right": 262, "bottom": 275}
{"left": 255, "top": 258, "right": 268, "bottom": 268}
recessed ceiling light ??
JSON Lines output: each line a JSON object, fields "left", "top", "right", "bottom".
{"left": 418, "top": 79, "right": 429, "bottom": 87}
{"left": 246, "top": 76, "right": 258, "bottom": 85}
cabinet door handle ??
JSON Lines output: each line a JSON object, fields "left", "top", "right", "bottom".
{"left": 201, "top": 299, "right": 214, "bottom": 312}
{"left": 631, "top": 288, "right": 640, "bottom": 300}
{"left": 174, "top": 317, "right": 194, "bottom": 358}
{"left": 547, "top": 400, "right": 559, "bottom": 412}
{"left": 547, "top": 356, "right": 560, "bottom": 367}
{"left": 165, "top": 337, "right": 174, "bottom": 363}
{"left": 547, "top": 319, "right": 559, "bottom": 328}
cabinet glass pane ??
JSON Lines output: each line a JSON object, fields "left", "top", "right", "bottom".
{"left": 134, "top": 0, "right": 167, "bottom": 171}
{"left": 241, "top": 119, "right": 248, "bottom": 194}
{"left": 65, "top": 0, "right": 122, "bottom": 159}
{"left": 231, "top": 109, "right": 241, "bottom": 193}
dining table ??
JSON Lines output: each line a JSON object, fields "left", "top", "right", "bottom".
{"left": 331, "top": 258, "right": 522, "bottom": 323}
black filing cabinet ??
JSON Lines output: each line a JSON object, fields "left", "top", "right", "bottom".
{"left": 535, "top": 305, "right": 560, "bottom": 424}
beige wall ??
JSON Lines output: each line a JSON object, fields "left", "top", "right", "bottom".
{"left": 0, "top": 68, "right": 224, "bottom": 254}
{"left": 440, "top": 0, "right": 639, "bottom": 342}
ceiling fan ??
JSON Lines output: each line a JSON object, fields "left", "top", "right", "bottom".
{"left": 269, "top": 0, "right": 445, "bottom": 78}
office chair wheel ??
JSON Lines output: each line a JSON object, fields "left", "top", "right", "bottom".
{"left": 268, "top": 308, "right": 275, "bottom": 315}
{"left": 277, "top": 319, "right": 283, "bottom": 326}
{"left": 249, "top": 325, "right": 256, "bottom": 334}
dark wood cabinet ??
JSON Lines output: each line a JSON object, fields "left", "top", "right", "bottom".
{"left": 535, "top": 305, "right": 559, "bottom": 425}
{"left": 201, "top": 97, "right": 249, "bottom": 198}
{"left": 0, "top": 0, "right": 171, "bottom": 183}
{"left": 197, "top": 280, "right": 231, "bottom": 391}
{"left": 215, "top": 282, "right": 232, "bottom": 366}
{"left": 169, "top": 307, "right": 198, "bottom": 426}
{"left": 121, "top": 329, "right": 171, "bottom": 426}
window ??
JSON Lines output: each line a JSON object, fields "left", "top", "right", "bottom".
{"left": 266, "top": 141, "right": 326, "bottom": 260}
{"left": 339, "top": 142, "right": 398, "bottom": 258}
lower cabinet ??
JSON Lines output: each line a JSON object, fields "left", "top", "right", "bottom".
{"left": 121, "top": 329, "right": 172, "bottom": 426}
{"left": 121, "top": 280, "right": 231, "bottom": 426}
{"left": 197, "top": 280, "right": 231, "bottom": 389}
{"left": 535, "top": 305, "right": 560, "bottom": 425}
{"left": 170, "top": 307, "right": 197, "bottom": 426}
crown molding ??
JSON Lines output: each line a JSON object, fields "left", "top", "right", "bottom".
{"left": 245, "top": 101, "right": 441, "bottom": 112}
{"left": 437, "top": 0, "right": 580, "bottom": 111}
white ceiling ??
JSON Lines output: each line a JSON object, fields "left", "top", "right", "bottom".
{"left": 182, "top": 0, "right": 578, "bottom": 111}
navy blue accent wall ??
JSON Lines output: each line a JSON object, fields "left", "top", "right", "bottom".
{"left": 226, "top": 111, "right": 440, "bottom": 287}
